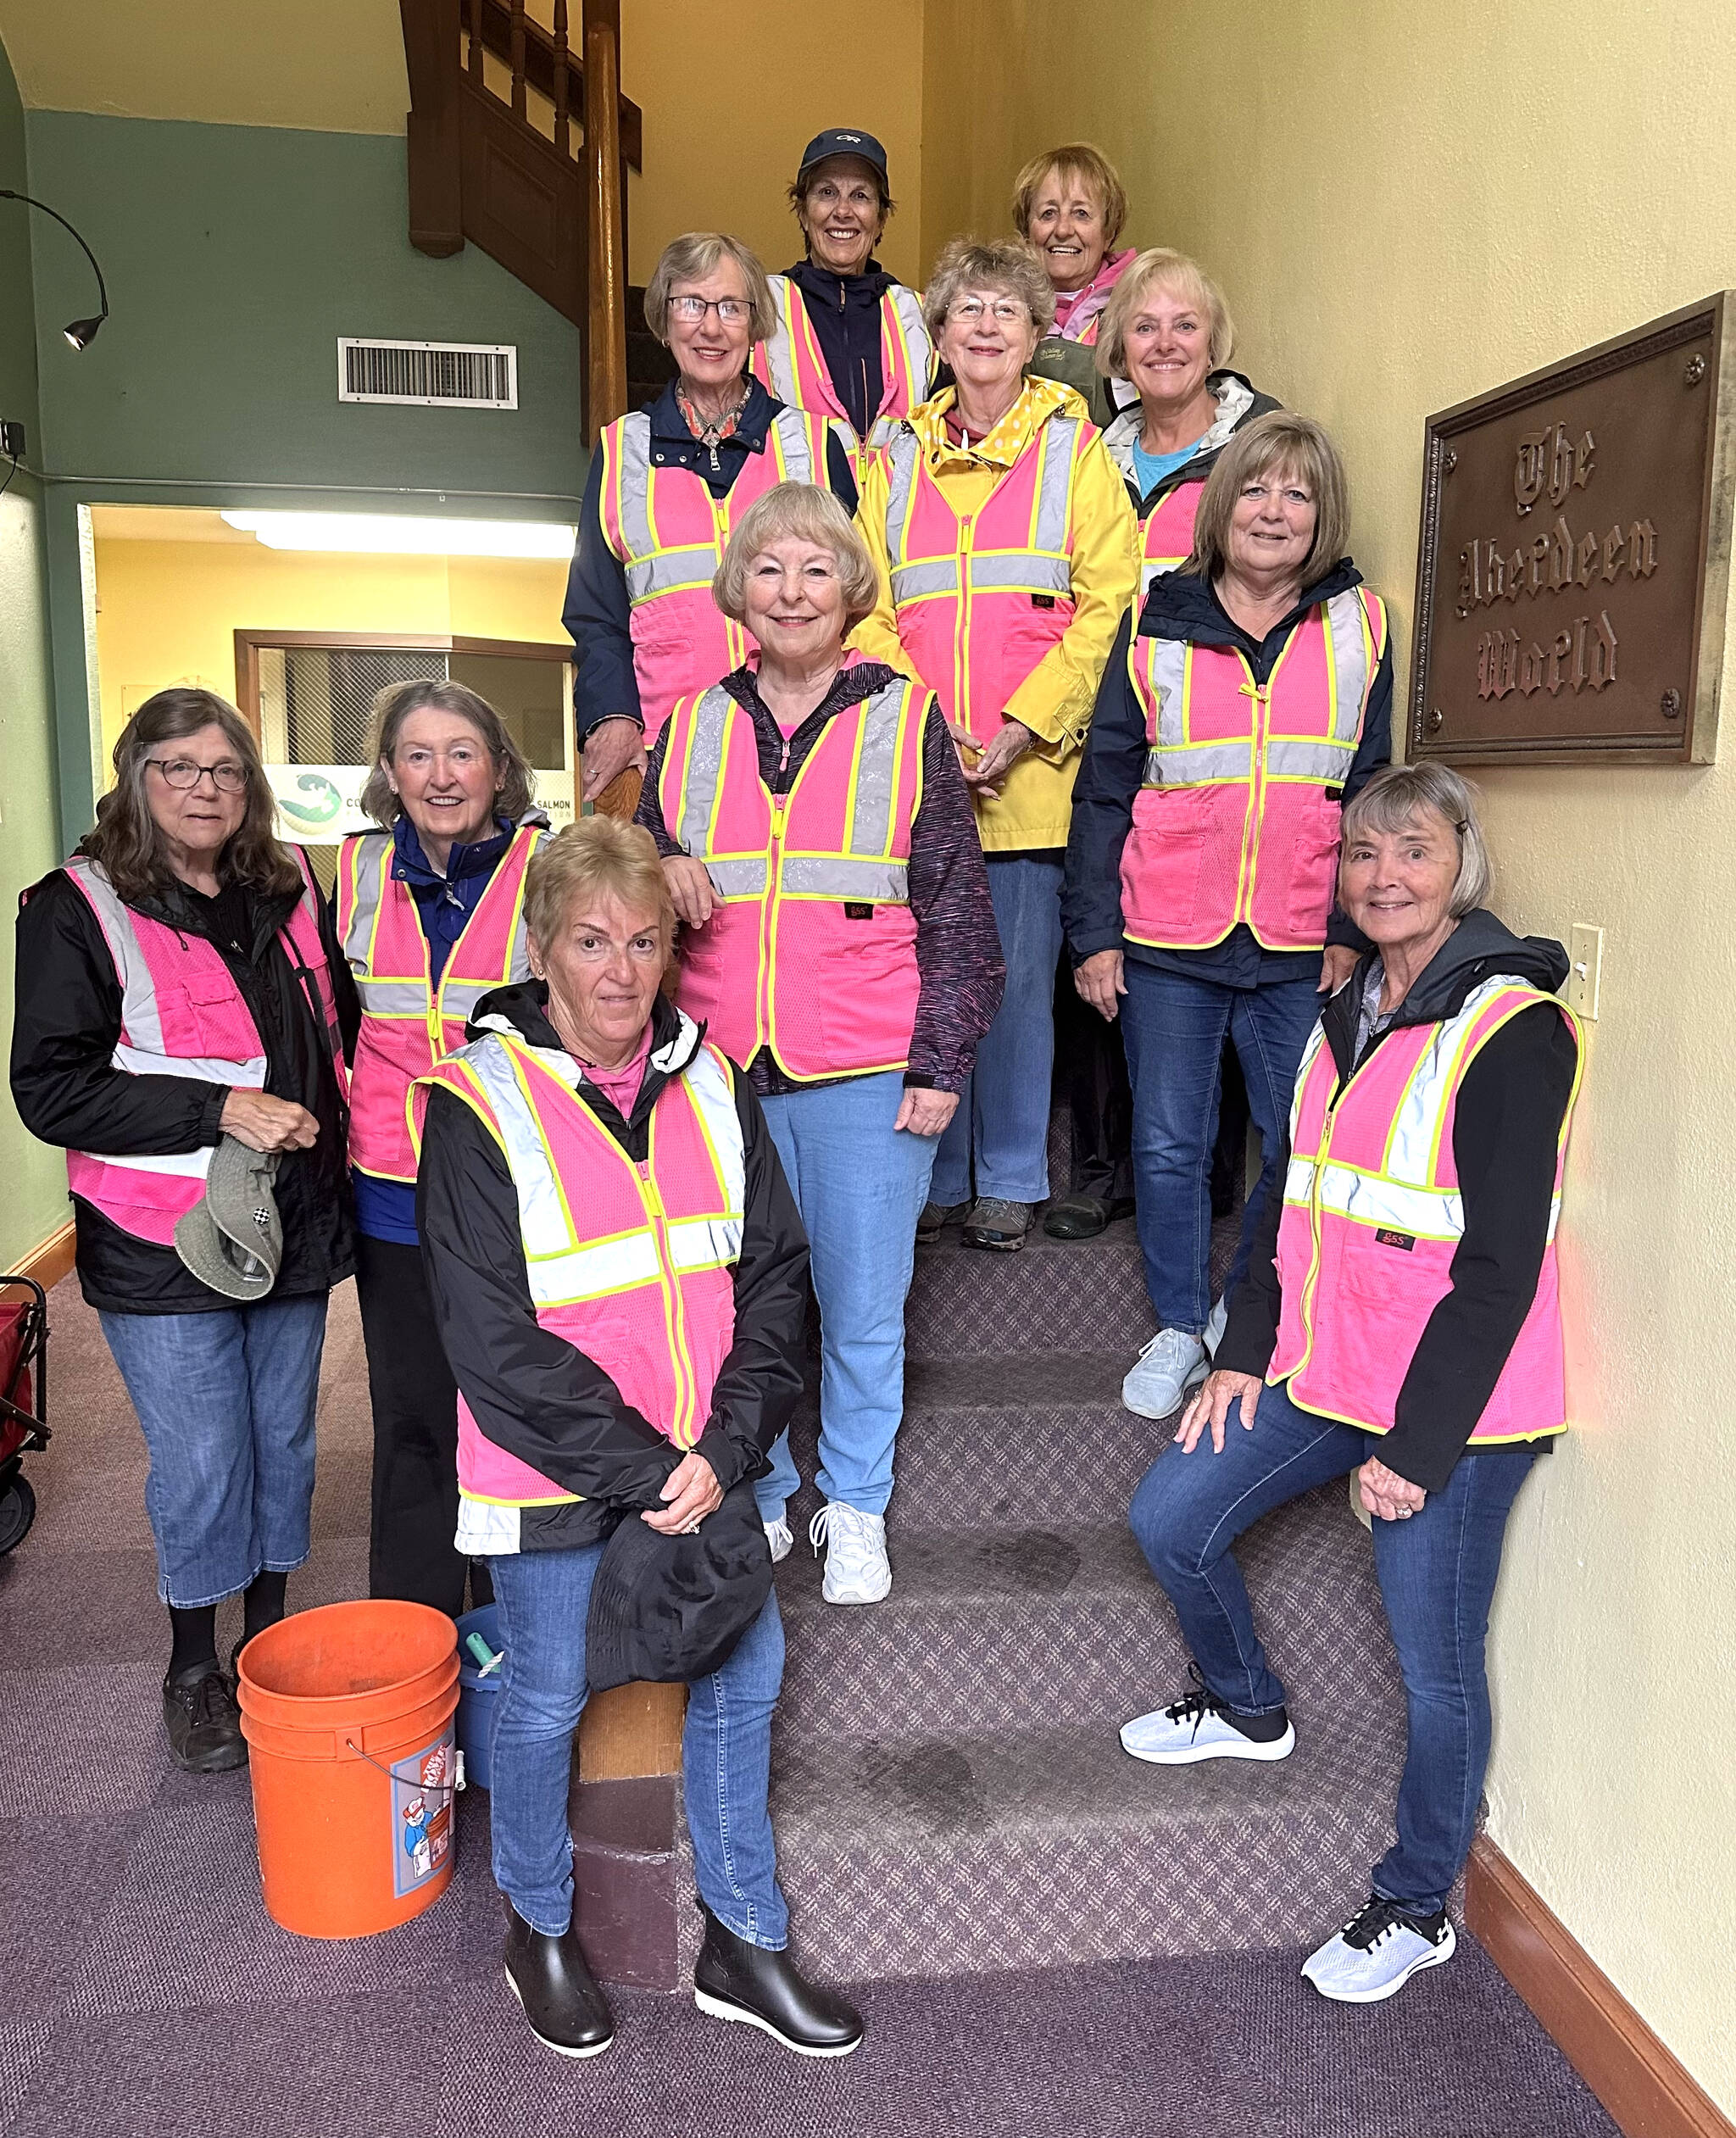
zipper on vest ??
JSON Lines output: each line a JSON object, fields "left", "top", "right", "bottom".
{"left": 714, "top": 499, "right": 743, "bottom": 669}
{"left": 955, "top": 514, "right": 974, "bottom": 737}
{"left": 634, "top": 1159, "right": 698, "bottom": 1445}
{"left": 757, "top": 792, "right": 787, "bottom": 1057}
{"left": 1234, "top": 676, "right": 1271, "bottom": 926}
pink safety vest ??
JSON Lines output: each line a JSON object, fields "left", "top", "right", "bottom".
{"left": 61, "top": 850, "right": 342, "bottom": 1246}
{"left": 410, "top": 1024, "right": 744, "bottom": 1508}
{"left": 752, "top": 275, "right": 933, "bottom": 458}
{"left": 597, "top": 402, "right": 838, "bottom": 742}
{"left": 1268, "top": 977, "right": 1583, "bottom": 1444}
{"left": 657, "top": 670, "right": 927, "bottom": 1079}
{"left": 335, "top": 822, "right": 546, "bottom": 1184}
{"left": 878, "top": 406, "right": 1091, "bottom": 746}
{"left": 1119, "top": 587, "right": 1388, "bottom": 953}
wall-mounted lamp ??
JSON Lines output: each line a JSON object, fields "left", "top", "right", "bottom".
{"left": 0, "top": 189, "right": 110, "bottom": 349}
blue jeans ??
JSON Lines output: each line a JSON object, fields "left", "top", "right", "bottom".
{"left": 1127, "top": 1376, "right": 1537, "bottom": 1915}
{"left": 1120, "top": 961, "right": 1323, "bottom": 1333}
{"left": 487, "top": 1541, "right": 789, "bottom": 1946}
{"left": 931, "top": 855, "right": 1061, "bottom": 1205}
{"left": 99, "top": 1294, "right": 328, "bottom": 1608}
{"left": 756, "top": 1070, "right": 938, "bottom": 1521}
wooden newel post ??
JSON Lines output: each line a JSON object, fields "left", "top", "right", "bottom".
{"left": 581, "top": 0, "right": 627, "bottom": 445}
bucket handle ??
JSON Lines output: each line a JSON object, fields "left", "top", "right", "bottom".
{"left": 344, "top": 1736, "right": 459, "bottom": 1804}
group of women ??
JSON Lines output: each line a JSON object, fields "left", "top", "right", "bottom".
{"left": 9, "top": 127, "right": 1582, "bottom": 2056}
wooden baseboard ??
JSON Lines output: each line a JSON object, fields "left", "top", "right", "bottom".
{"left": 5, "top": 1220, "right": 75, "bottom": 1291}
{"left": 1467, "top": 1837, "right": 1733, "bottom": 2138}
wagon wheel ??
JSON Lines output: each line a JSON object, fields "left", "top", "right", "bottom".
{"left": 0, "top": 1476, "right": 36, "bottom": 1556}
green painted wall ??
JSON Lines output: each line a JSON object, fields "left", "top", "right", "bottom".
{"left": 1, "top": 31, "right": 72, "bottom": 1269}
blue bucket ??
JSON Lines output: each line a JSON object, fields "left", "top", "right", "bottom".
{"left": 455, "top": 1603, "right": 504, "bottom": 1791}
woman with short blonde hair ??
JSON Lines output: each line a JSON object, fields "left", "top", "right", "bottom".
{"left": 1064, "top": 409, "right": 1394, "bottom": 1419}
{"left": 1017, "top": 142, "right": 1138, "bottom": 430}
{"left": 565, "top": 230, "right": 859, "bottom": 813}
{"left": 637, "top": 481, "right": 1004, "bottom": 1605}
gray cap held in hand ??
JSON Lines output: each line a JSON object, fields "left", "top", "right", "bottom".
{"left": 174, "top": 1135, "right": 284, "bottom": 1301}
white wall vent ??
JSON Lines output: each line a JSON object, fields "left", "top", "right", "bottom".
{"left": 337, "top": 338, "right": 518, "bottom": 409}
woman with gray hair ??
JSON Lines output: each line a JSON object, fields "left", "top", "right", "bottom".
{"left": 11, "top": 688, "right": 352, "bottom": 1773}
{"left": 854, "top": 237, "right": 1138, "bottom": 1255}
{"left": 564, "top": 231, "right": 861, "bottom": 810}
{"left": 1120, "top": 760, "right": 1583, "bottom": 2007}
{"left": 334, "top": 677, "right": 548, "bottom": 1617}
{"left": 1064, "top": 412, "right": 1394, "bottom": 1419}
{"left": 637, "top": 483, "right": 1003, "bottom": 1604}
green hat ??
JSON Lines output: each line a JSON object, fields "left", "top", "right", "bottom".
{"left": 174, "top": 1136, "right": 283, "bottom": 1301}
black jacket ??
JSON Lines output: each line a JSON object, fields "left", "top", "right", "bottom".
{"left": 11, "top": 863, "right": 355, "bottom": 1314}
{"left": 564, "top": 376, "right": 860, "bottom": 743}
{"left": 415, "top": 985, "right": 810, "bottom": 1552}
{"left": 1062, "top": 559, "right": 1394, "bottom": 983}
{"left": 1216, "top": 911, "right": 1580, "bottom": 1493}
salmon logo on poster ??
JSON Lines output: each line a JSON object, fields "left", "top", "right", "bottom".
{"left": 1455, "top": 421, "right": 1659, "bottom": 702}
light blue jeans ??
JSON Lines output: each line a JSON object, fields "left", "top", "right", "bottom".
{"left": 756, "top": 1068, "right": 938, "bottom": 1520}
{"left": 931, "top": 855, "right": 1062, "bottom": 1206}
{"left": 487, "top": 1541, "right": 789, "bottom": 1945}
{"left": 99, "top": 1294, "right": 329, "bottom": 1607}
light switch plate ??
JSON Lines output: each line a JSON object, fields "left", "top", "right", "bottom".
{"left": 1566, "top": 924, "right": 1603, "bottom": 1020}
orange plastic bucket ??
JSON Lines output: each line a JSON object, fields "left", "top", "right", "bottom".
{"left": 237, "top": 1601, "right": 461, "bottom": 1940}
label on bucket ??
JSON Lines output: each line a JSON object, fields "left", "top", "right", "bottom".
{"left": 391, "top": 1729, "right": 456, "bottom": 1898}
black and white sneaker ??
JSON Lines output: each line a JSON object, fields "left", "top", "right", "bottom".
{"left": 1301, "top": 1895, "right": 1456, "bottom": 2002}
{"left": 1120, "top": 1667, "right": 1294, "bottom": 1765}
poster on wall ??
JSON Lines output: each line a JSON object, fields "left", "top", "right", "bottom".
{"left": 267, "top": 766, "right": 576, "bottom": 844}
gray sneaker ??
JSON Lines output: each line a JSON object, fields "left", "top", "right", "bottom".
{"left": 961, "top": 1198, "right": 1035, "bottom": 1251}
{"left": 1121, "top": 1327, "right": 1206, "bottom": 1417}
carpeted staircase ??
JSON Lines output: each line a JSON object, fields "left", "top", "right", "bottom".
{"left": 750, "top": 1118, "right": 1410, "bottom": 1985}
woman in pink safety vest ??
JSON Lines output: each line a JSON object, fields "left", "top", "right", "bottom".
{"left": 1064, "top": 414, "right": 1393, "bottom": 1423}
{"left": 1120, "top": 762, "right": 1582, "bottom": 2008}
{"left": 564, "top": 231, "right": 860, "bottom": 810}
{"left": 637, "top": 483, "right": 1004, "bottom": 1608}
{"left": 1017, "top": 141, "right": 1139, "bottom": 431}
{"left": 333, "top": 679, "right": 546, "bottom": 1622}
{"left": 11, "top": 688, "right": 352, "bottom": 1777}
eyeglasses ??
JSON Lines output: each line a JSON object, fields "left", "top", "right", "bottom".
{"left": 948, "top": 298, "right": 1030, "bottom": 326}
{"left": 146, "top": 757, "right": 248, "bottom": 793}
{"left": 669, "top": 295, "right": 752, "bottom": 326}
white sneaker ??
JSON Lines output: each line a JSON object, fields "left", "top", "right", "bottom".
{"left": 1120, "top": 1678, "right": 1295, "bottom": 1765}
{"left": 1301, "top": 1896, "right": 1456, "bottom": 2003}
{"left": 764, "top": 1518, "right": 793, "bottom": 1564}
{"left": 807, "top": 1502, "right": 891, "bottom": 1604}
{"left": 1121, "top": 1328, "right": 1206, "bottom": 1418}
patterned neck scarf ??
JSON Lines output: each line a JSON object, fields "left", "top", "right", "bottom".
{"left": 676, "top": 376, "right": 753, "bottom": 471}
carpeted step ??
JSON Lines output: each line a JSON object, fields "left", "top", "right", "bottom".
{"left": 772, "top": 1489, "right": 1402, "bottom": 1750}
{"left": 766, "top": 1716, "right": 1405, "bottom": 1982}
{"left": 905, "top": 1217, "right": 1155, "bottom": 1359}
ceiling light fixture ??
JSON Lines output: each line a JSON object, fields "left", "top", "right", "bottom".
{"left": 0, "top": 190, "right": 110, "bottom": 349}
{"left": 219, "top": 510, "right": 577, "bottom": 559}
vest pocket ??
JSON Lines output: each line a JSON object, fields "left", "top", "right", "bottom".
{"left": 1282, "top": 792, "right": 1344, "bottom": 938}
{"left": 815, "top": 921, "right": 919, "bottom": 1066}
{"left": 1124, "top": 788, "right": 1209, "bottom": 934}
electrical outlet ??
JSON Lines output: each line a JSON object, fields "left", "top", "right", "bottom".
{"left": 0, "top": 419, "right": 25, "bottom": 459}
{"left": 1566, "top": 923, "right": 1604, "bottom": 1020}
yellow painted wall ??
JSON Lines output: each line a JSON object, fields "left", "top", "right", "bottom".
{"left": 92, "top": 541, "right": 572, "bottom": 763}
{"left": 919, "top": 0, "right": 1736, "bottom": 2112}
{"left": 620, "top": 0, "right": 926, "bottom": 287}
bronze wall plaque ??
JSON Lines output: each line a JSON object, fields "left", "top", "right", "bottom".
{"left": 1410, "top": 293, "right": 1736, "bottom": 766}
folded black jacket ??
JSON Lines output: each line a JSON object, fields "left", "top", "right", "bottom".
{"left": 1216, "top": 910, "right": 1579, "bottom": 1493}
{"left": 11, "top": 864, "right": 355, "bottom": 1314}
{"left": 415, "top": 983, "right": 810, "bottom": 1552}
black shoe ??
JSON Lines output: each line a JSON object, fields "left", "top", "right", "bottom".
{"left": 915, "top": 1200, "right": 966, "bottom": 1246}
{"left": 693, "top": 1901, "right": 864, "bottom": 2057}
{"left": 162, "top": 1661, "right": 248, "bottom": 1773}
{"left": 1043, "top": 1193, "right": 1135, "bottom": 1240}
{"left": 504, "top": 1905, "right": 615, "bottom": 2058}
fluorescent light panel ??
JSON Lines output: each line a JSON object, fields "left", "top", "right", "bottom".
{"left": 220, "top": 510, "right": 576, "bottom": 559}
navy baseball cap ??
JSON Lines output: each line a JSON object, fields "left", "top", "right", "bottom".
{"left": 797, "top": 128, "right": 889, "bottom": 182}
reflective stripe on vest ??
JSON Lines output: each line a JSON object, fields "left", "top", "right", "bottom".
{"left": 62, "top": 851, "right": 337, "bottom": 1245}
{"left": 1118, "top": 587, "right": 1387, "bottom": 952}
{"left": 411, "top": 1027, "right": 744, "bottom": 1502}
{"left": 882, "top": 418, "right": 1079, "bottom": 605}
{"left": 1268, "top": 978, "right": 1583, "bottom": 1443}
{"left": 753, "top": 276, "right": 934, "bottom": 458}
{"left": 598, "top": 404, "right": 837, "bottom": 738}
{"left": 659, "top": 674, "right": 926, "bottom": 1078}
{"left": 337, "top": 823, "right": 544, "bottom": 1182}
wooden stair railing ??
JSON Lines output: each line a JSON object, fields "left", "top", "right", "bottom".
{"left": 399, "top": 0, "right": 637, "bottom": 439}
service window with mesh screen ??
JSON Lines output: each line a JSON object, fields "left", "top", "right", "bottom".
{"left": 236, "top": 630, "right": 576, "bottom": 883}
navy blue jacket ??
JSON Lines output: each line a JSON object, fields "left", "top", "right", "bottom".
{"left": 1062, "top": 560, "right": 1393, "bottom": 987}
{"left": 784, "top": 258, "right": 899, "bottom": 440}
{"left": 564, "top": 376, "right": 858, "bottom": 743}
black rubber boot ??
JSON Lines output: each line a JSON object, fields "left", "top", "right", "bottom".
{"left": 504, "top": 1904, "right": 615, "bottom": 2058}
{"left": 162, "top": 1662, "right": 248, "bottom": 1774}
{"left": 1042, "top": 1193, "right": 1135, "bottom": 1240}
{"left": 693, "top": 1901, "right": 864, "bottom": 2057}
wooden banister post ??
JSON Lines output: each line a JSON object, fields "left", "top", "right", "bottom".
{"left": 581, "top": 0, "right": 627, "bottom": 443}
{"left": 400, "top": 0, "right": 464, "bottom": 258}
